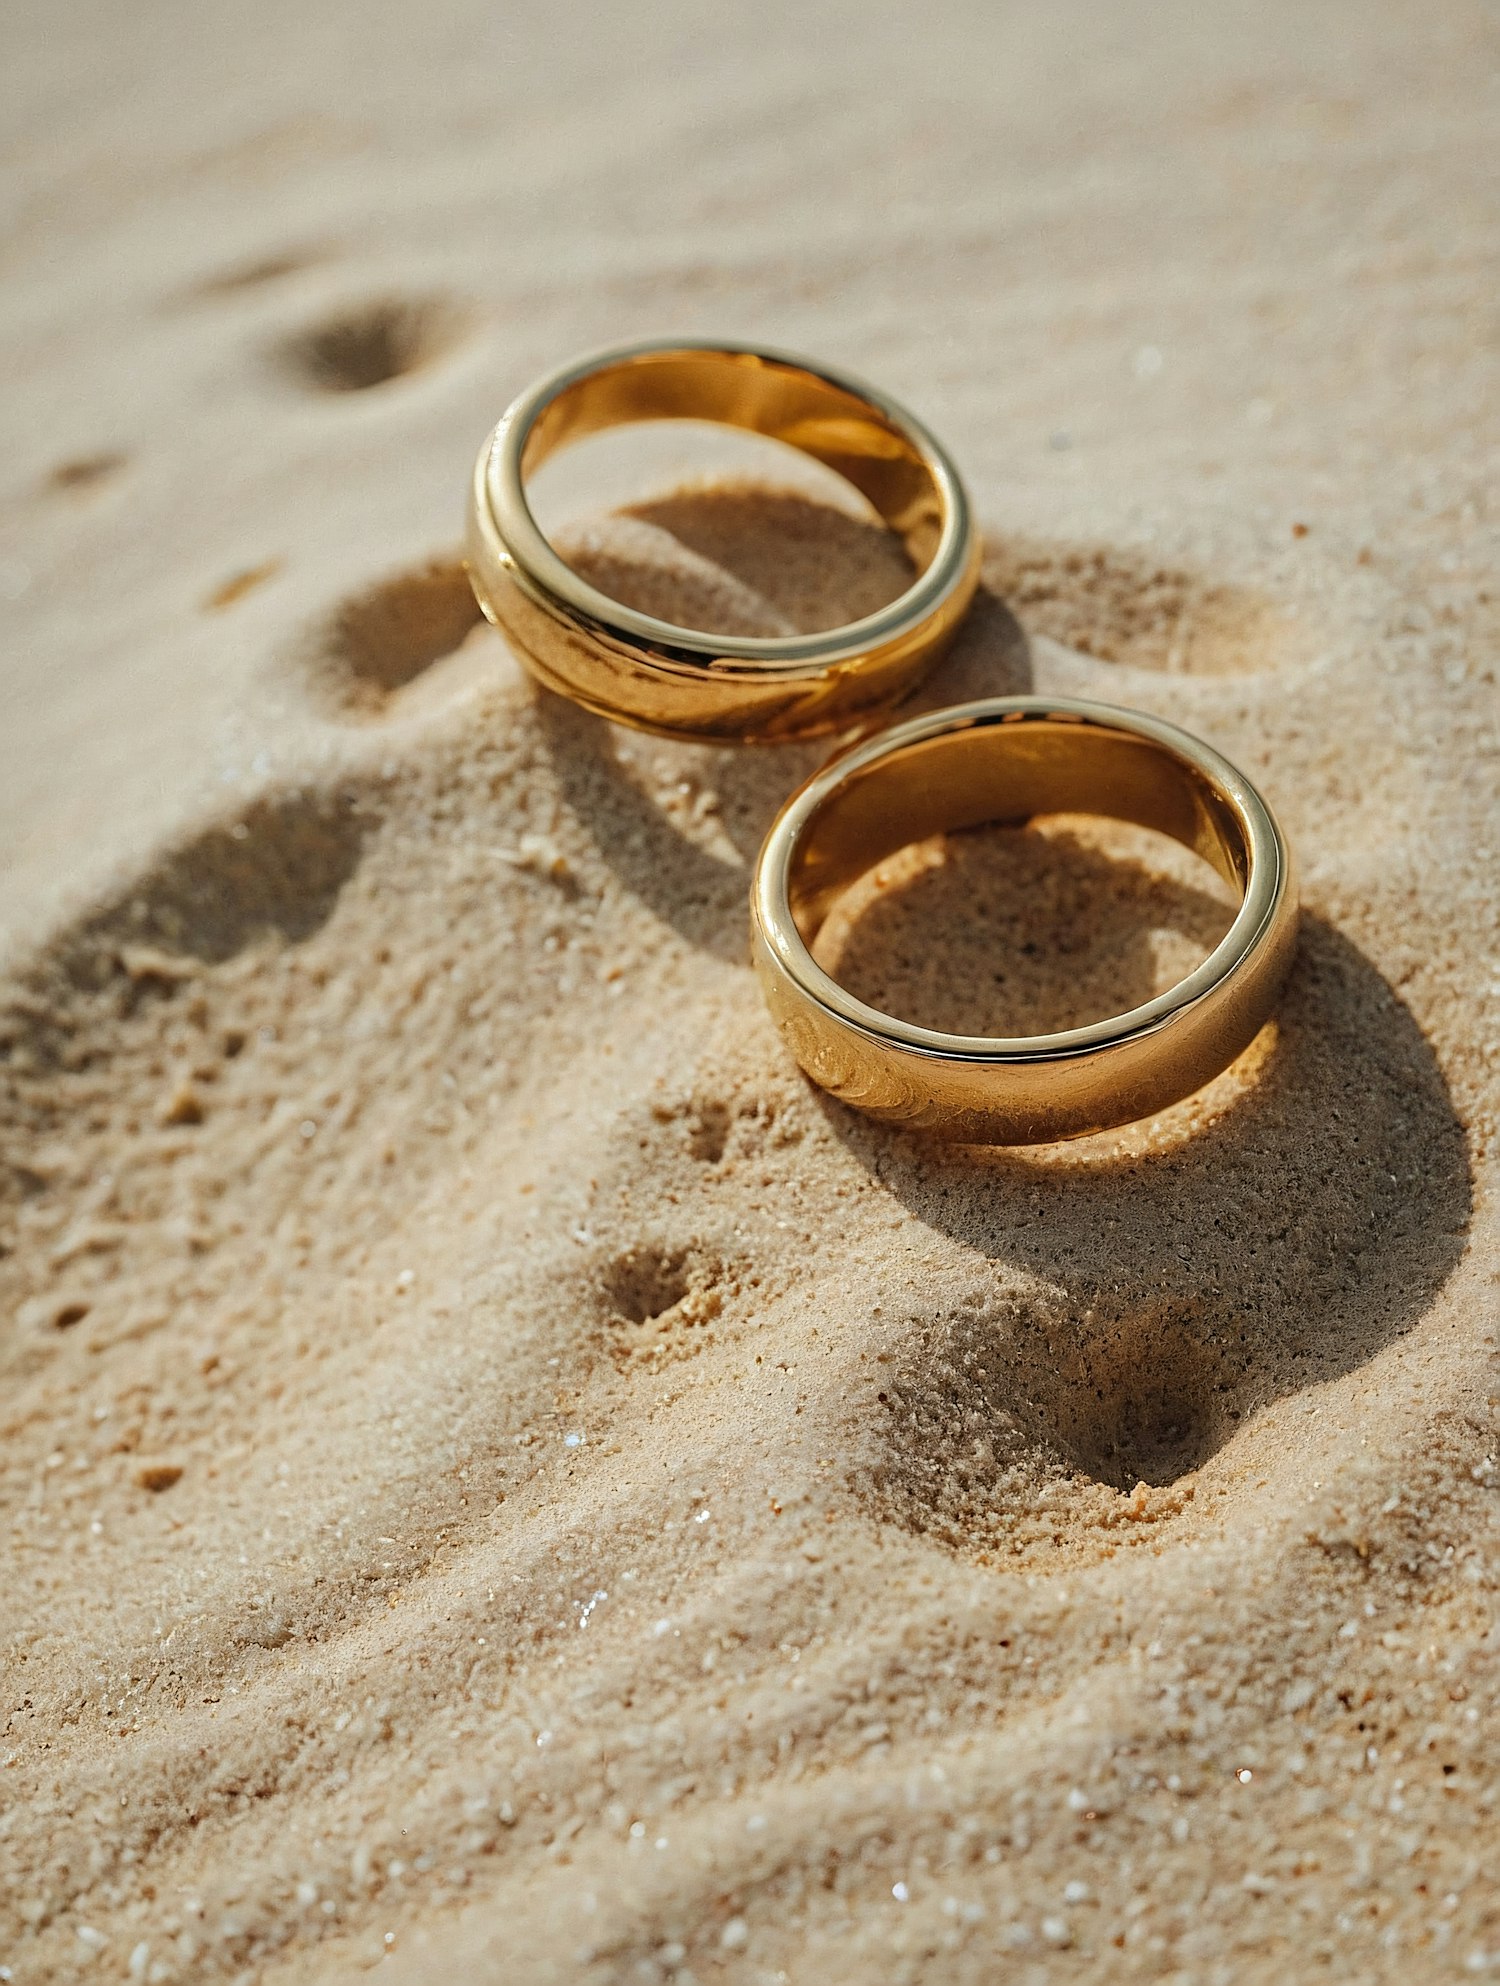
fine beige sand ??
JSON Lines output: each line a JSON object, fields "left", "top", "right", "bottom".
{"left": 2, "top": 2, "right": 1497, "bottom": 1981}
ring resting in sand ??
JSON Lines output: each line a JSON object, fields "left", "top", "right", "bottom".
{"left": 464, "top": 336, "right": 981, "bottom": 744}
{"left": 751, "top": 696, "right": 1299, "bottom": 1144}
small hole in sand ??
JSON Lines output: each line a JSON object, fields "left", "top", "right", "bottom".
{"left": 645, "top": 1090, "right": 794, "bottom": 1165}
{"left": 303, "top": 558, "right": 489, "bottom": 719}
{"left": 816, "top": 818, "right": 1235, "bottom": 1040}
{"left": 866, "top": 1297, "right": 1237, "bottom": 1569}
{"left": 52, "top": 1301, "right": 91, "bottom": 1330}
{"left": 204, "top": 559, "right": 283, "bottom": 612}
{"left": 600, "top": 1243, "right": 725, "bottom": 1363}
{"left": 46, "top": 453, "right": 127, "bottom": 495}
{"left": 135, "top": 1459, "right": 184, "bottom": 1493}
{"left": 194, "top": 248, "right": 322, "bottom": 297}
{"left": 687, "top": 1100, "right": 733, "bottom": 1166}
{"left": 274, "top": 296, "right": 467, "bottom": 393}
{"left": 1037, "top": 1308, "right": 1230, "bottom": 1490}
{"left": 604, "top": 1244, "right": 694, "bottom": 1326}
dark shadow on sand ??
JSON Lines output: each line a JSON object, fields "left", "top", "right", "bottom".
{"left": 534, "top": 489, "right": 1032, "bottom": 962}
{"left": 823, "top": 901, "right": 1471, "bottom": 1491}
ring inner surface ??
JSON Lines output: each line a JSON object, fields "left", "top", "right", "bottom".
{"left": 787, "top": 720, "right": 1249, "bottom": 946}
{"left": 517, "top": 352, "right": 947, "bottom": 572}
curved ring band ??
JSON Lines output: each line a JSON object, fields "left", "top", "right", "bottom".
{"left": 465, "top": 338, "right": 981, "bottom": 744}
{"left": 751, "top": 696, "right": 1299, "bottom": 1144}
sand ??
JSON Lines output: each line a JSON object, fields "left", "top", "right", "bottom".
{"left": 1, "top": 0, "right": 1497, "bottom": 1980}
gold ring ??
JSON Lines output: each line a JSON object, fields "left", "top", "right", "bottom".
{"left": 751, "top": 696, "right": 1298, "bottom": 1144}
{"left": 465, "top": 338, "right": 981, "bottom": 743}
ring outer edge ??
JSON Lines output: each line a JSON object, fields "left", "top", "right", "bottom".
{"left": 462, "top": 337, "right": 982, "bottom": 743}
{"left": 748, "top": 694, "right": 1301, "bottom": 1144}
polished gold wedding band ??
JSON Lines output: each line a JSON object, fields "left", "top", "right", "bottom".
{"left": 465, "top": 338, "right": 980, "bottom": 743}
{"left": 752, "top": 697, "right": 1298, "bottom": 1144}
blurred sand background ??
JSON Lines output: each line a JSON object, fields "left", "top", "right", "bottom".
{"left": 1, "top": 1, "right": 1497, "bottom": 1981}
